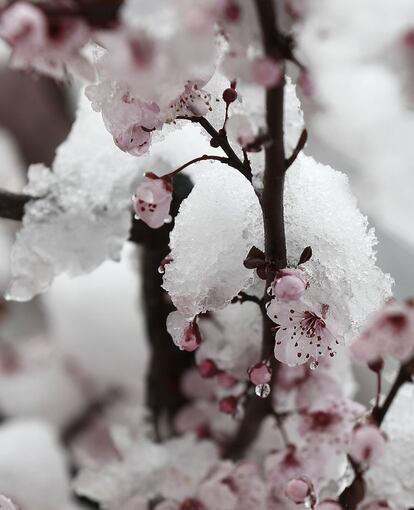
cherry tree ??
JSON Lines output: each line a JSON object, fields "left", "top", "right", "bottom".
{"left": 0, "top": 1, "right": 412, "bottom": 510}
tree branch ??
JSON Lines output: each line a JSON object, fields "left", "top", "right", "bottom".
{"left": 224, "top": 0, "right": 287, "bottom": 459}
{"left": 0, "top": 189, "right": 32, "bottom": 221}
{"left": 177, "top": 116, "right": 252, "bottom": 181}
{"left": 339, "top": 357, "right": 414, "bottom": 509}
{"left": 285, "top": 128, "right": 308, "bottom": 169}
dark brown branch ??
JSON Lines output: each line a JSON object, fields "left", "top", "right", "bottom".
{"left": 285, "top": 128, "right": 308, "bottom": 169}
{"left": 177, "top": 116, "right": 252, "bottom": 181}
{"left": 130, "top": 174, "right": 195, "bottom": 438}
{"left": 224, "top": 0, "right": 287, "bottom": 460}
{"left": 168, "top": 154, "right": 230, "bottom": 178}
{"left": 339, "top": 358, "right": 414, "bottom": 509}
{"left": 0, "top": 189, "right": 32, "bottom": 221}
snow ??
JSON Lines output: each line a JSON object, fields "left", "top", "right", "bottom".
{"left": 6, "top": 94, "right": 140, "bottom": 301}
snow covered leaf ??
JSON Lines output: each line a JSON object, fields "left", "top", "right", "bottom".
{"left": 7, "top": 95, "right": 139, "bottom": 301}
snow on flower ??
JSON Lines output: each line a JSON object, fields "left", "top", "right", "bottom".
{"left": 267, "top": 298, "right": 342, "bottom": 367}
{"left": 0, "top": 495, "right": 19, "bottom": 510}
{"left": 350, "top": 299, "right": 414, "bottom": 365}
{"left": 133, "top": 176, "right": 173, "bottom": 229}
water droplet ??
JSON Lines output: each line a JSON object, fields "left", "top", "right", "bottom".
{"left": 178, "top": 345, "right": 185, "bottom": 351}
{"left": 310, "top": 360, "right": 319, "bottom": 371}
{"left": 255, "top": 383, "right": 271, "bottom": 398}
{"left": 267, "top": 286, "right": 273, "bottom": 296}
{"left": 265, "top": 301, "right": 271, "bottom": 309}
{"left": 304, "top": 496, "right": 314, "bottom": 509}
{"left": 158, "top": 265, "right": 165, "bottom": 274}
{"left": 134, "top": 214, "right": 140, "bottom": 220}
{"left": 164, "top": 215, "right": 173, "bottom": 224}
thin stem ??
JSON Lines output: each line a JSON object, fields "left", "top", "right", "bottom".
{"left": 232, "top": 291, "right": 263, "bottom": 308}
{"left": 177, "top": 116, "right": 252, "bottom": 181}
{"left": 285, "top": 128, "right": 308, "bottom": 169}
{"left": 372, "top": 362, "right": 412, "bottom": 426}
{"left": 273, "top": 411, "right": 290, "bottom": 448}
{"left": 167, "top": 155, "right": 230, "bottom": 178}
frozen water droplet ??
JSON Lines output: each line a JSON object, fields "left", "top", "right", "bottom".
{"left": 267, "top": 286, "right": 273, "bottom": 296}
{"left": 310, "top": 360, "right": 319, "bottom": 371}
{"left": 304, "top": 496, "right": 313, "bottom": 509}
{"left": 134, "top": 214, "right": 140, "bottom": 220}
{"left": 265, "top": 301, "right": 271, "bottom": 309}
{"left": 164, "top": 215, "right": 173, "bottom": 224}
{"left": 255, "top": 383, "right": 271, "bottom": 398}
{"left": 178, "top": 345, "right": 185, "bottom": 351}
{"left": 158, "top": 265, "right": 165, "bottom": 274}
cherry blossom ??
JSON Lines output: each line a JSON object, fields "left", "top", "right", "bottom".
{"left": 0, "top": 2, "right": 92, "bottom": 80}
{"left": 267, "top": 299, "right": 342, "bottom": 366}
{"left": 299, "top": 396, "right": 365, "bottom": 450}
{"left": 350, "top": 299, "right": 414, "bottom": 365}
{"left": 359, "top": 501, "right": 393, "bottom": 510}
{"left": 348, "top": 424, "right": 386, "bottom": 466}
{"left": 133, "top": 177, "right": 173, "bottom": 229}
{"left": 270, "top": 268, "right": 308, "bottom": 303}
{"left": 248, "top": 362, "right": 272, "bottom": 385}
{"left": 285, "top": 478, "right": 311, "bottom": 503}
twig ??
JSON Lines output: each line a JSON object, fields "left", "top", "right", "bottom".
{"left": 0, "top": 189, "right": 32, "bottom": 221}
{"left": 285, "top": 128, "right": 308, "bottom": 169}
{"left": 167, "top": 155, "right": 230, "bottom": 178}
{"left": 177, "top": 116, "right": 252, "bottom": 181}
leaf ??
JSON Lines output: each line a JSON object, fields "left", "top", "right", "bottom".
{"left": 298, "top": 246, "right": 312, "bottom": 265}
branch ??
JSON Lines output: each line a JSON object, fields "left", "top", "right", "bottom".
{"left": 167, "top": 154, "right": 230, "bottom": 178}
{"left": 339, "top": 357, "right": 414, "bottom": 509}
{"left": 0, "top": 189, "right": 32, "bottom": 221}
{"left": 177, "top": 116, "right": 252, "bottom": 181}
{"left": 285, "top": 128, "right": 308, "bottom": 169}
{"left": 224, "top": 0, "right": 287, "bottom": 459}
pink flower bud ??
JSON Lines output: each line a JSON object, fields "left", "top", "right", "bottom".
{"left": 134, "top": 178, "right": 173, "bottom": 229}
{"left": 271, "top": 268, "right": 308, "bottom": 302}
{"left": 348, "top": 424, "right": 386, "bottom": 466}
{"left": 248, "top": 362, "right": 272, "bottom": 385}
{"left": 285, "top": 479, "right": 310, "bottom": 503}
{"left": 182, "top": 322, "right": 202, "bottom": 352}
{"left": 219, "top": 395, "right": 239, "bottom": 415}
{"left": 252, "top": 57, "right": 281, "bottom": 88}
{"left": 198, "top": 359, "right": 219, "bottom": 378}
{"left": 217, "top": 372, "right": 238, "bottom": 388}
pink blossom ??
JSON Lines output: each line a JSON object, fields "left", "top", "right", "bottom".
{"left": 252, "top": 57, "right": 281, "bottom": 88}
{"left": 267, "top": 300, "right": 341, "bottom": 366}
{"left": 182, "top": 322, "right": 203, "bottom": 352}
{"left": 114, "top": 125, "right": 152, "bottom": 156}
{"left": 271, "top": 268, "right": 308, "bottom": 303}
{"left": 0, "top": 2, "right": 91, "bottom": 79}
{"left": 348, "top": 424, "right": 386, "bottom": 466}
{"left": 226, "top": 114, "right": 255, "bottom": 147}
{"left": 285, "top": 478, "right": 310, "bottom": 503}
{"left": 299, "top": 397, "right": 365, "bottom": 449}
{"left": 248, "top": 362, "right": 272, "bottom": 385}
{"left": 350, "top": 299, "right": 414, "bottom": 365}
{"left": 219, "top": 395, "right": 239, "bottom": 415}
{"left": 134, "top": 177, "right": 173, "bottom": 229}
{"left": 199, "top": 359, "right": 219, "bottom": 378}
